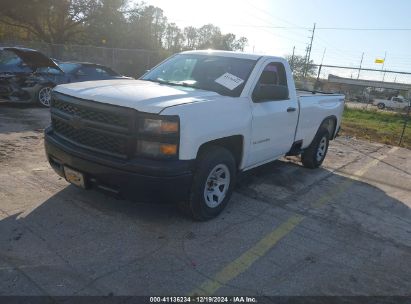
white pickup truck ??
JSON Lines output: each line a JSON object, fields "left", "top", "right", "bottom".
{"left": 373, "top": 96, "right": 410, "bottom": 110}
{"left": 45, "top": 50, "right": 345, "bottom": 220}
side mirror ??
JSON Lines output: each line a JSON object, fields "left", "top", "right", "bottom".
{"left": 253, "top": 85, "right": 289, "bottom": 102}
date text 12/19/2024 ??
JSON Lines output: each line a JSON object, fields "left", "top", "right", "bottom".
{"left": 149, "top": 296, "right": 258, "bottom": 303}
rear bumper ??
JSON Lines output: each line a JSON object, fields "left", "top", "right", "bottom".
{"left": 44, "top": 127, "right": 194, "bottom": 202}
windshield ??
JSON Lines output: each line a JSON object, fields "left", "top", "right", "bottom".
{"left": 36, "top": 67, "right": 63, "bottom": 74}
{"left": 58, "top": 62, "right": 81, "bottom": 73}
{"left": 78, "top": 65, "right": 120, "bottom": 76}
{"left": 141, "top": 54, "right": 257, "bottom": 97}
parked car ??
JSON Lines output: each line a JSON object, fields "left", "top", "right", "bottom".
{"left": 373, "top": 96, "right": 411, "bottom": 110}
{"left": 45, "top": 50, "right": 345, "bottom": 220}
{"left": 0, "top": 47, "right": 130, "bottom": 107}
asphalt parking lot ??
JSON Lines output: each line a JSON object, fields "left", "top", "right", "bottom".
{"left": 0, "top": 104, "right": 411, "bottom": 297}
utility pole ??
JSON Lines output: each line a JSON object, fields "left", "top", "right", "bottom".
{"left": 315, "top": 48, "right": 326, "bottom": 90}
{"left": 303, "top": 46, "right": 310, "bottom": 77}
{"left": 381, "top": 51, "right": 387, "bottom": 70}
{"left": 382, "top": 51, "right": 387, "bottom": 82}
{"left": 290, "top": 46, "right": 295, "bottom": 72}
{"left": 320, "top": 48, "right": 326, "bottom": 65}
{"left": 357, "top": 52, "right": 364, "bottom": 80}
{"left": 304, "top": 23, "right": 316, "bottom": 78}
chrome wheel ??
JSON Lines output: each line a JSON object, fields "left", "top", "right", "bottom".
{"left": 316, "top": 136, "right": 327, "bottom": 162}
{"left": 204, "top": 164, "right": 231, "bottom": 208}
{"left": 38, "top": 87, "right": 52, "bottom": 107}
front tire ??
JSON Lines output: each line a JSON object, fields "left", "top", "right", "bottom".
{"left": 179, "top": 146, "right": 236, "bottom": 221}
{"left": 37, "top": 86, "right": 53, "bottom": 107}
{"left": 301, "top": 128, "right": 330, "bottom": 169}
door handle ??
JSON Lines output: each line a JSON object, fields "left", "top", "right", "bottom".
{"left": 287, "top": 107, "right": 297, "bottom": 112}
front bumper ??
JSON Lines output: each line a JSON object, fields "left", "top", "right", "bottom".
{"left": 44, "top": 127, "right": 194, "bottom": 202}
{"left": 0, "top": 79, "right": 41, "bottom": 103}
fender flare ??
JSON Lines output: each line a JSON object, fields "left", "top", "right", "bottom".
{"left": 318, "top": 115, "right": 338, "bottom": 139}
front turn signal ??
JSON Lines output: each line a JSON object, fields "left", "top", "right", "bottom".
{"left": 160, "top": 144, "right": 177, "bottom": 155}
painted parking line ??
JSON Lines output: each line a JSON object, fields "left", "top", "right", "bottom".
{"left": 190, "top": 146, "right": 399, "bottom": 296}
{"left": 191, "top": 214, "right": 304, "bottom": 295}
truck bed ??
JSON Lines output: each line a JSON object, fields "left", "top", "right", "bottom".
{"left": 295, "top": 90, "right": 345, "bottom": 149}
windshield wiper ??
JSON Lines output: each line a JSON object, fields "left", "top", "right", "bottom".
{"left": 143, "top": 79, "right": 169, "bottom": 85}
{"left": 177, "top": 81, "right": 199, "bottom": 88}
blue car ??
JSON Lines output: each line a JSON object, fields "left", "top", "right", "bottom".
{"left": 0, "top": 47, "right": 131, "bottom": 107}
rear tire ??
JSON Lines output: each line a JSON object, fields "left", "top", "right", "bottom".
{"left": 377, "top": 103, "right": 385, "bottom": 110}
{"left": 178, "top": 146, "right": 236, "bottom": 221}
{"left": 301, "top": 128, "right": 330, "bottom": 169}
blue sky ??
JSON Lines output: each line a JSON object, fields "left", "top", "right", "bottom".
{"left": 145, "top": 0, "right": 411, "bottom": 80}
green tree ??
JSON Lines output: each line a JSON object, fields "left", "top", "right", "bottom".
{"left": 232, "top": 36, "right": 248, "bottom": 52}
{"left": 217, "top": 33, "right": 248, "bottom": 51}
{"left": 197, "top": 24, "right": 221, "bottom": 49}
{"left": 84, "top": 0, "right": 128, "bottom": 47}
{"left": 125, "top": 4, "right": 167, "bottom": 50}
{"left": 0, "top": 0, "right": 102, "bottom": 44}
{"left": 164, "top": 23, "right": 184, "bottom": 52}
{"left": 285, "top": 54, "right": 316, "bottom": 79}
{"left": 0, "top": 1, "right": 249, "bottom": 56}
{"left": 184, "top": 24, "right": 248, "bottom": 51}
{"left": 183, "top": 26, "right": 198, "bottom": 50}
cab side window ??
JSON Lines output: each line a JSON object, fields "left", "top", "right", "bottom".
{"left": 252, "top": 62, "right": 289, "bottom": 102}
{"left": 259, "top": 63, "right": 287, "bottom": 86}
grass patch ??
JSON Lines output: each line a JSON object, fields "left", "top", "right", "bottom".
{"left": 341, "top": 107, "right": 411, "bottom": 149}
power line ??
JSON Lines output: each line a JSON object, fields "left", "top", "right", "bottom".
{"left": 316, "top": 27, "right": 411, "bottom": 31}
{"left": 175, "top": 23, "right": 411, "bottom": 32}
{"left": 243, "top": 0, "right": 303, "bottom": 29}
{"left": 312, "top": 64, "right": 411, "bottom": 75}
{"left": 238, "top": 1, "right": 312, "bottom": 43}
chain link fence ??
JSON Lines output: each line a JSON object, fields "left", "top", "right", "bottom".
{"left": 0, "top": 40, "right": 167, "bottom": 77}
{"left": 1, "top": 40, "right": 410, "bottom": 148}
{"left": 296, "top": 64, "right": 411, "bottom": 148}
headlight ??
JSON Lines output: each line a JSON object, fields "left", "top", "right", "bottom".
{"left": 141, "top": 118, "right": 179, "bottom": 134}
{"left": 137, "top": 140, "right": 177, "bottom": 158}
{"left": 136, "top": 115, "right": 179, "bottom": 158}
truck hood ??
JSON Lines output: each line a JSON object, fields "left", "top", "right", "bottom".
{"left": 54, "top": 79, "right": 220, "bottom": 113}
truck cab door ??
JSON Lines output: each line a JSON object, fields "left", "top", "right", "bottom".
{"left": 392, "top": 97, "right": 403, "bottom": 109}
{"left": 246, "top": 61, "right": 299, "bottom": 167}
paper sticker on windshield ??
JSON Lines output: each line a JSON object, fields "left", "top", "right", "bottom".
{"left": 215, "top": 73, "right": 244, "bottom": 90}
